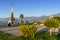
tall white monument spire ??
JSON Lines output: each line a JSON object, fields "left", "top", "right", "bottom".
{"left": 8, "top": 2, "right": 15, "bottom": 26}
{"left": 11, "top": 2, "right": 14, "bottom": 13}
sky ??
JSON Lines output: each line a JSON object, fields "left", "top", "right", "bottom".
{"left": 0, "top": 0, "right": 60, "bottom": 18}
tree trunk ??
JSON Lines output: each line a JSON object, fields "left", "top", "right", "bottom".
{"left": 49, "top": 28, "right": 54, "bottom": 35}
{"left": 49, "top": 28, "right": 52, "bottom": 35}
{"left": 21, "top": 19, "right": 22, "bottom": 24}
{"left": 21, "top": 18, "right": 23, "bottom": 24}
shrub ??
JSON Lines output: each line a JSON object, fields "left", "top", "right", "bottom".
{"left": 44, "top": 18, "right": 59, "bottom": 35}
{"left": 19, "top": 25, "right": 37, "bottom": 38}
{"left": 53, "top": 16, "right": 60, "bottom": 23}
{"left": 44, "top": 18, "right": 59, "bottom": 28}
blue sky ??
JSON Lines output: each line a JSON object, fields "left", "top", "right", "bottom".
{"left": 0, "top": 0, "right": 60, "bottom": 18}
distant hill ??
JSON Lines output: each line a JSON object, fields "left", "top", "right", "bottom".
{"left": 51, "top": 13, "right": 60, "bottom": 16}
{"left": 0, "top": 13, "right": 60, "bottom": 24}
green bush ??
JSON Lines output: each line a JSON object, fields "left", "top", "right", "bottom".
{"left": 19, "top": 25, "right": 37, "bottom": 38}
{"left": 44, "top": 18, "right": 59, "bottom": 28}
{"left": 44, "top": 18, "right": 59, "bottom": 35}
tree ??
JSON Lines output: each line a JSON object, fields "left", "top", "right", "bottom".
{"left": 44, "top": 18, "right": 59, "bottom": 35}
{"left": 11, "top": 13, "right": 15, "bottom": 22}
{"left": 19, "top": 14, "right": 24, "bottom": 24}
{"left": 53, "top": 16, "right": 60, "bottom": 23}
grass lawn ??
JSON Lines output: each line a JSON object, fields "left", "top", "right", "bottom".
{"left": 0, "top": 31, "right": 60, "bottom": 40}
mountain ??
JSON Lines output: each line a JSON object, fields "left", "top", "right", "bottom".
{"left": 0, "top": 16, "right": 47, "bottom": 24}
{"left": 0, "top": 13, "right": 60, "bottom": 24}
{"left": 51, "top": 13, "right": 60, "bottom": 16}
{"left": 0, "top": 18, "right": 9, "bottom": 24}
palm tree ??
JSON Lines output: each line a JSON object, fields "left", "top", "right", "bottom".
{"left": 44, "top": 18, "right": 59, "bottom": 35}
{"left": 19, "top": 14, "right": 24, "bottom": 24}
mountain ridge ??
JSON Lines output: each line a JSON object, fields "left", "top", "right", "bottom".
{"left": 0, "top": 13, "right": 60, "bottom": 24}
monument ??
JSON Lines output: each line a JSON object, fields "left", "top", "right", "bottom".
{"left": 8, "top": 3, "right": 15, "bottom": 26}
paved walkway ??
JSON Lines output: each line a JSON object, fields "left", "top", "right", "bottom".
{"left": 0, "top": 26, "right": 48, "bottom": 36}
